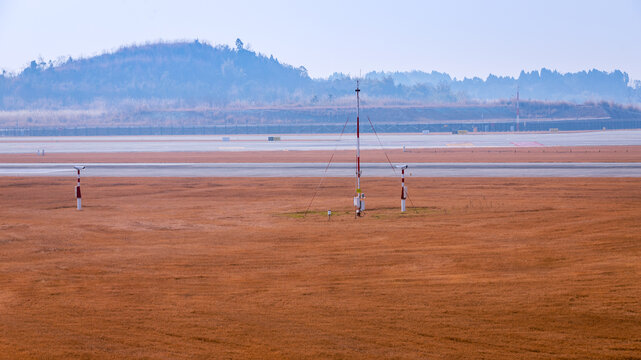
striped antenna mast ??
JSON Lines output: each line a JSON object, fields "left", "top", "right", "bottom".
{"left": 354, "top": 80, "right": 365, "bottom": 216}
{"left": 356, "top": 79, "right": 361, "bottom": 193}
{"left": 516, "top": 84, "right": 520, "bottom": 132}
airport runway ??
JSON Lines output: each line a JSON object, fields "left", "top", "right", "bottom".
{"left": 1, "top": 162, "right": 640, "bottom": 177}
{"left": 1, "top": 130, "right": 640, "bottom": 153}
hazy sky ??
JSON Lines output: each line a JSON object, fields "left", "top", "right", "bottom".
{"left": 1, "top": 0, "right": 640, "bottom": 81}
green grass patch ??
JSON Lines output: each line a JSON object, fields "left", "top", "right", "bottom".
{"left": 279, "top": 206, "right": 441, "bottom": 220}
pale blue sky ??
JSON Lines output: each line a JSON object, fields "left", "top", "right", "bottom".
{"left": 0, "top": 0, "right": 639, "bottom": 81}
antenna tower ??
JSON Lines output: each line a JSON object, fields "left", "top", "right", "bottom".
{"left": 354, "top": 80, "right": 365, "bottom": 216}
{"left": 516, "top": 84, "right": 520, "bottom": 132}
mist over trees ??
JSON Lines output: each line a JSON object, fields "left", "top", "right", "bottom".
{"left": 0, "top": 40, "right": 639, "bottom": 110}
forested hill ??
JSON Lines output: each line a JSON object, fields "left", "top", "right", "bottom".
{"left": 0, "top": 40, "right": 312, "bottom": 108}
{"left": 0, "top": 40, "right": 639, "bottom": 109}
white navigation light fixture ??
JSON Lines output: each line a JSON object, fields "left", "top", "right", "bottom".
{"left": 74, "top": 166, "right": 85, "bottom": 210}
{"left": 396, "top": 164, "right": 408, "bottom": 212}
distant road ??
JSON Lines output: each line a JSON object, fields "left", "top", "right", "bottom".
{"left": 1, "top": 163, "right": 640, "bottom": 177}
{"left": 1, "top": 130, "right": 640, "bottom": 154}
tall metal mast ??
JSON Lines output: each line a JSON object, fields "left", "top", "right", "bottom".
{"left": 356, "top": 80, "right": 361, "bottom": 192}
{"left": 516, "top": 84, "right": 520, "bottom": 132}
{"left": 354, "top": 80, "right": 365, "bottom": 216}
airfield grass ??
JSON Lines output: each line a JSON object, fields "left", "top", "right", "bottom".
{"left": 1, "top": 177, "right": 640, "bottom": 359}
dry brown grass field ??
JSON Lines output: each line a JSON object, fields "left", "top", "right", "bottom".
{"left": 1, "top": 176, "right": 640, "bottom": 359}
{"left": 1, "top": 145, "right": 640, "bottom": 164}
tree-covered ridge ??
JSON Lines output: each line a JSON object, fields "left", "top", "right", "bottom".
{"left": 1, "top": 40, "right": 639, "bottom": 109}
{"left": 365, "top": 68, "right": 636, "bottom": 103}
{"left": 1, "top": 40, "right": 312, "bottom": 108}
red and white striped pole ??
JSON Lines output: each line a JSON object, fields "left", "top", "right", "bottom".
{"left": 401, "top": 168, "right": 406, "bottom": 212}
{"left": 516, "top": 84, "right": 520, "bottom": 132}
{"left": 74, "top": 166, "right": 85, "bottom": 210}
{"left": 354, "top": 80, "right": 365, "bottom": 216}
{"left": 397, "top": 164, "right": 408, "bottom": 212}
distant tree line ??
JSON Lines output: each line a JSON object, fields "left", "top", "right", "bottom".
{"left": 1, "top": 40, "right": 640, "bottom": 110}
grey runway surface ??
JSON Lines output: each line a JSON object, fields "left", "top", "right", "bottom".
{"left": 1, "top": 130, "right": 640, "bottom": 154}
{"left": 1, "top": 163, "right": 640, "bottom": 177}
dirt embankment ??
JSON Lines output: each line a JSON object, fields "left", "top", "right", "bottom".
{"left": 1, "top": 145, "right": 640, "bottom": 163}
{"left": 1, "top": 177, "right": 640, "bottom": 359}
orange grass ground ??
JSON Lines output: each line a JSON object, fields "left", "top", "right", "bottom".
{"left": 1, "top": 145, "right": 641, "bottom": 163}
{"left": 1, "top": 177, "right": 640, "bottom": 359}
